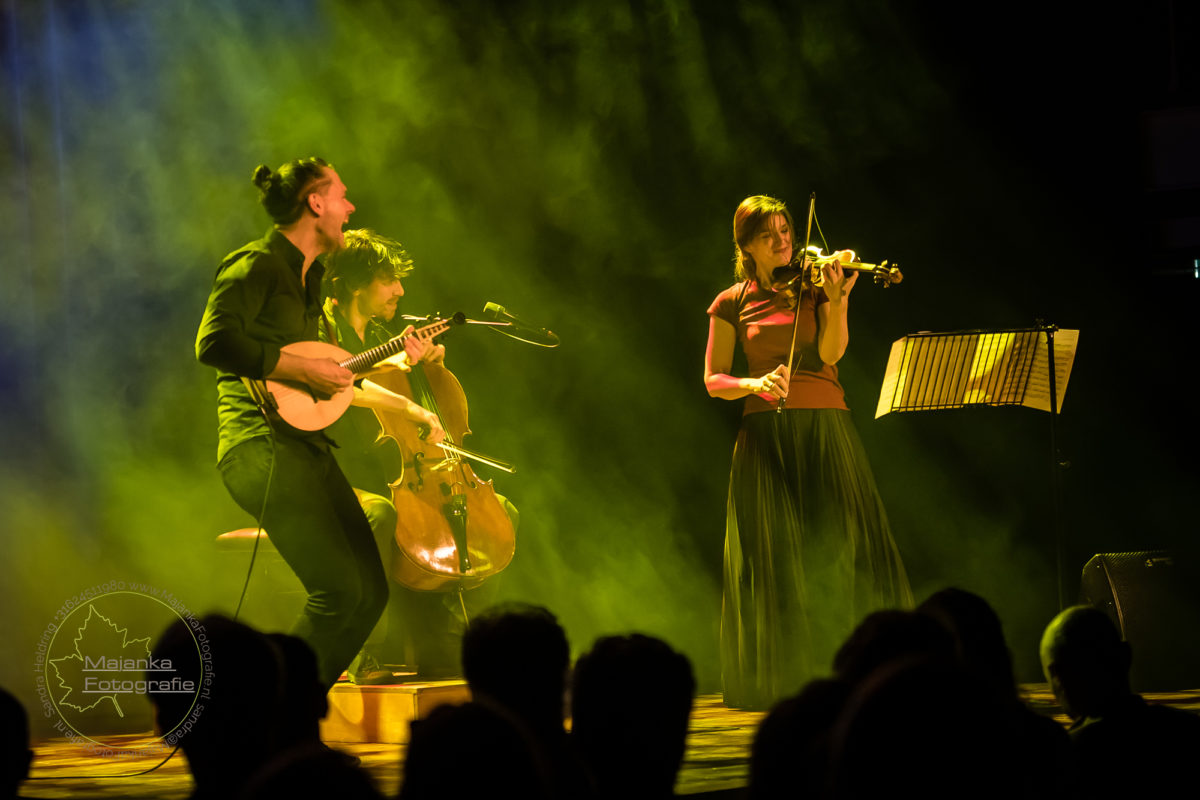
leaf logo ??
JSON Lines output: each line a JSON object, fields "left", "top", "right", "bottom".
{"left": 49, "top": 605, "right": 152, "bottom": 718}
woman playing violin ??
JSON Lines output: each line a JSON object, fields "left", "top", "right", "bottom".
{"left": 703, "top": 195, "right": 912, "bottom": 709}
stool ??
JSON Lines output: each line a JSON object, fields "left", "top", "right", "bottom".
{"left": 216, "top": 527, "right": 304, "bottom": 630}
{"left": 216, "top": 527, "right": 278, "bottom": 553}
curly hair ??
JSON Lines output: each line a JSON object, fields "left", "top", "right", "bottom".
{"left": 323, "top": 228, "right": 414, "bottom": 305}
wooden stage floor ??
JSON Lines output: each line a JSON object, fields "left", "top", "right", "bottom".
{"left": 20, "top": 685, "right": 1200, "bottom": 799}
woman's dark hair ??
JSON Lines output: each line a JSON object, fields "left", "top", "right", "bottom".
{"left": 324, "top": 228, "right": 414, "bottom": 305}
{"left": 251, "top": 157, "right": 333, "bottom": 225}
{"left": 732, "top": 195, "right": 795, "bottom": 282}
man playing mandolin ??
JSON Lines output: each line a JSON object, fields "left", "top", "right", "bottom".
{"left": 196, "top": 157, "right": 390, "bottom": 689}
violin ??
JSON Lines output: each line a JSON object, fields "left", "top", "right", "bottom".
{"left": 770, "top": 246, "right": 903, "bottom": 413}
{"left": 369, "top": 318, "right": 516, "bottom": 592}
{"left": 771, "top": 247, "right": 903, "bottom": 292}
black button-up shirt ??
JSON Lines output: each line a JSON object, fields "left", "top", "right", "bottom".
{"left": 195, "top": 228, "right": 326, "bottom": 461}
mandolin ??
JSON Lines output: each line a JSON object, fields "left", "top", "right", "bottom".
{"left": 245, "top": 315, "right": 464, "bottom": 432}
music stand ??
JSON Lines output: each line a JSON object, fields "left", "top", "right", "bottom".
{"left": 875, "top": 324, "right": 1080, "bottom": 608}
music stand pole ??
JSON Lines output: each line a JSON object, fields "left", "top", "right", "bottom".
{"left": 1043, "top": 321, "right": 1066, "bottom": 610}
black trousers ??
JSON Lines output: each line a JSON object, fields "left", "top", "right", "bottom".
{"left": 219, "top": 434, "right": 388, "bottom": 688}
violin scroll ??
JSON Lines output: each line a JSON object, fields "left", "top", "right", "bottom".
{"left": 864, "top": 261, "right": 903, "bottom": 287}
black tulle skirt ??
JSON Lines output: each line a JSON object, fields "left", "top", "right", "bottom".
{"left": 720, "top": 408, "right": 912, "bottom": 709}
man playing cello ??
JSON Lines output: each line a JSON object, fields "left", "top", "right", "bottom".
{"left": 321, "top": 229, "right": 516, "bottom": 683}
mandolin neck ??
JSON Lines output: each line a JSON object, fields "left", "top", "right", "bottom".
{"left": 339, "top": 319, "right": 453, "bottom": 375}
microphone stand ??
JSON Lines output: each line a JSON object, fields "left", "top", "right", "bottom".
{"left": 399, "top": 314, "right": 509, "bottom": 332}
{"left": 396, "top": 313, "right": 560, "bottom": 348}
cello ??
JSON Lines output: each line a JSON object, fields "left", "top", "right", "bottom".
{"left": 368, "top": 320, "right": 516, "bottom": 592}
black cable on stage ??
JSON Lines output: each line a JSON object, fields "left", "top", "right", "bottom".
{"left": 233, "top": 416, "right": 281, "bottom": 623}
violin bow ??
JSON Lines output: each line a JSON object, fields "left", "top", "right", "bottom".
{"left": 778, "top": 192, "right": 816, "bottom": 414}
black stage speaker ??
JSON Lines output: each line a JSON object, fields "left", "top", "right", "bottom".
{"left": 1080, "top": 551, "right": 1200, "bottom": 691}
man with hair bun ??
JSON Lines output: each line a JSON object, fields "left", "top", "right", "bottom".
{"left": 195, "top": 157, "right": 386, "bottom": 689}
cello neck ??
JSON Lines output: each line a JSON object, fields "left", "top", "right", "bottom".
{"left": 407, "top": 362, "right": 456, "bottom": 447}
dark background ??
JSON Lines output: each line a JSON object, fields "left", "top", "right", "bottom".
{"left": 3, "top": 1, "right": 1197, "bottom": 725}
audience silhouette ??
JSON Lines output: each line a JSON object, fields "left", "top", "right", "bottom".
{"left": 242, "top": 741, "right": 383, "bottom": 799}
{"left": 264, "top": 633, "right": 331, "bottom": 752}
{"left": 831, "top": 608, "right": 956, "bottom": 686}
{"left": 751, "top": 609, "right": 963, "bottom": 800}
{"left": 237, "top": 633, "right": 384, "bottom": 798}
{"left": 398, "top": 701, "right": 551, "bottom": 800}
{"left": 1041, "top": 604, "right": 1200, "bottom": 800}
{"left": 829, "top": 656, "right": 1019, "bottom": 800}
{"left": 461, "top": 603, "right": 569, "bottom": 735}
{"left": 459, "top": 603, "right": 593, "bottom": 799}
{"left": 147, "top": 615, "right": 384, "bottom": 800}
{"left": 570, "top": 634, "right": 694, "bottom": 800}
{"left": 32, "top": 591, "right": 1191, "bottom": 800}
{"left": 748, "top": 678, "right": 849, "bottom": 800}
{"left": 147, "top": 614, "right": 283, "bottom": 800}
{"left": 920, "top": 588, "right": 1073, "bottom": 799}
{"left": 0, "top": 688, "right": 32, "bottom": 800}
{"left": 751, "top": 598, "right": 1081, "bottom": 800}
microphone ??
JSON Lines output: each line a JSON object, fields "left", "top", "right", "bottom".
{"left": 482, "top": 302, "right": 516, "bottom": 321}
{"left": 482, "top": 302, "right": 560, "bottom": 348}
